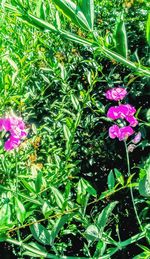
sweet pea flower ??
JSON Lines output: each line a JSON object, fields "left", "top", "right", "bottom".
{"left": 109, "top": 125, "right": 120, "bottom": 139}
{"left": 4, "top": 136, "right": 21, "bottom": 151}
{"left": 109, "top": 125, "right": 134, "bottom": 141}
{"left": 2, "top": 117, "right": 27, "bottom": 138}
{"left": 125, "top": 116, "right": 138, "bottom": 127}
{"left": 107, "top": 104, "right": 136, "bottom": 120}
{"left": 0, "top": 114, "right": 27, "bottom": 151}
{"left": 132, "top": 132, "right": 141, "bottom": 144}
{"left": 107, "top": 104, "right": 138, "bottom": 127}
{"left": 107, "top": 106, "right": 121, "bottom": 120}
{"left": 105, "top": 87, "right": 127, "bottom": 101}
{"left": 119, "top": 126, "right": 134, "bottom": 141}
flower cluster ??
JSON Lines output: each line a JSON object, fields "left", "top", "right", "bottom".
{"left": 105, "top": 87, "right": 140, "bottom": 142}
{"left": 0, "top": 115, "right": 27, "bottom": 151}
{"left": 105, "top": 87, "right": 127, "bottom": 101}
{"left": 107, "top": 104, "right": 138, "bottom": 127}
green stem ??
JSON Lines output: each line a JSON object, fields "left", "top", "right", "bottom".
{"left": 119, "top": 230, "right": 145, "bottom": 248}
{"left": 6, "top": 230, "right": 145, "bottom": 259}
{"left": 124, "top": 141, "right": 143, "bottom": 231}
{"left": 4, "top": 3, "right": 150, "bottom": 77}
{"left": 15, "top": 151, "right": 21, "bottom": 243}
{"left": 6, "top": 238, "right": 91, "bottom": 259}
{"left": 102, "top": 46, "right": 150, "bottom": 77}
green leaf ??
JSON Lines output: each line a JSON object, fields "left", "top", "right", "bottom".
{"left": 63, "top": 124, "right": 71, "bottom": 141}
{"left": 50, "top": 214, "right": 73, "bottom": 244}
{"left": 113, "top": 15, "right": 128, "bottom": 58}
{"left": 0, "top": 202, "right": 14, "bottom": 231}
{"left": 5, "top": 56, "right": 18, "bottom": 71}
{"left": 139, "top": 176, "right": 150, "bottom": 197}
{"left": 18, "top": 193, "right": 41, "bottom": 205}
{"left": 107, "top": 170, "right": 115, "bottom": 190}
{"left": 22, "top": 251, "right": 42, "bottom": 258}
{"left": 146, "top": 109, "right": 150, "bottom": 122}
{"left": 99, "top": 190, "right": 114, "bottom": 200}
{"left": 138, "top": 244, "right": 150, "bottom": 253}
{"left": 35, "top": 171, "right": 43, "bottom": 193}
{"left": 21, "top": 179, "right": 36, "bottom": 193}
{"left": 22, "top": 242, "right": 48, "bottom": 258}
{"left": 77, "top": 178, "right": 96, "bottom": 204}
{"left": 15, "top": 197, "right": 26, "bottom": 224}
{"left": 127, "top": 173, "right": 135, "bottom": 185}
{"left": 0, "top": 233, "right": 7, "bottom": 242}
{"left": 25, "top": 12, "right": 57, "bottom": 32}
{"left": 96, "top": 201, "right": 118, "bottom": 234}
{"left": 50, "top": 186, "right": 64, "bottom": 209}
{"left": 85, "top": 224, "right": 99, "bottom": 241}
{"left": 30, "top": 223, "right": 52, "bottom": 245}
{"left": 114, "top": 168, "right": 124, "bottom": 186}
{"left": 94, "top": 240, "right": 106, "bottom": 257}
{"left": 77, "top": 0, "right": 94, "bottom": 30}
{"left": 133, "top": 252, "right": 150, "bottom": 259}
{"left": 42, "top": 201, "right": 53, "bottom": 218}
{"left": 71, "top": 94, "right": 80, "bottom": 110}
{"left": 146, "top": 14, "right": 150, "bottom": 46}
{"left": 53, "top": 0, "right": 91, "bottom": 31}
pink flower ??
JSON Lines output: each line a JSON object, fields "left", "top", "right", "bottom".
{"left": 107, "top": 106, "right": 119, "bottom": 120}
{"left": 107, "top": 104, "right": 137, "bottom": 127}
{"left": 2, "top": 117, "right": 27, "bottom": 138}
{"left": 125, "top": 116, "right": 138, "bottom": 127}
{"left": 109, "top": 125, "right": 120, "bottom": 139}
{"left": 105, "top": 87, "right": 127, "bottom": 101}
{"left": 0, "top": 114, "right": 27, "bottom": 151}
{"left": 119, "top": 126, "right": 134, "bottom": 141}
{"left": 122, "top": 104, "right": 136, "bottom": 116}
{"left": 132, "top": 132, "right": 141, "bottom": 144}
{"left": 109, "top": 125, "right": 134, "bottom": 141}
{"left": 4, "top": 136, "right": 21, "bottom": 151}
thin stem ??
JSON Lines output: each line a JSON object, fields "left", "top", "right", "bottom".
{"left": 6, "top": 230, "right": 145, "bottom": 259}
{"left": 15, "top": 151, "right": 21, "bottom": 243}
{"left": 124, "top": 141, "right": 143, "bottom": 231}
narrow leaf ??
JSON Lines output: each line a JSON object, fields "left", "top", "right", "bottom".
{"left": 63, "top": 124, "right": 71, "bottom": 141}
{"left": 53, "top": 0, "right": 91, "bottom": 30}
{"left": 146, "top": 13, "right": 150, "bottom": 46}
{"left": 113, "top": 15, "right": 128, "bottom": 58}
{"left": 15, "top": 197, "right": 26, "bottom": 224}
{"left": 50, "top": 186, "right": 64, "bottom": 209}
{"left": 50, "top": 214, "right": 73, "bottom": 244}
{"left": 77, "top": 0, "right": 94, "bottom": 30}
{"left": 107, "top": 170, "right": 115, "bottom": 190}
{"left": 96, "top": 201, "right": 118, "bottom": 234}
{"left": 139, "top": 176, "right": 150, "bottom": 197}
{"left": 71, "top": 94, "right": 80, "bottom": 110}
{"left": 114, "top": 168, "right": 124, "bottom": 186}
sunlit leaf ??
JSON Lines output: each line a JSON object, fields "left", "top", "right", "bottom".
{"left": 15, "top": 197, "right": 26, "bottom": 224}
{"left": 96, "top": 201, "right": 118, "bottom": 234}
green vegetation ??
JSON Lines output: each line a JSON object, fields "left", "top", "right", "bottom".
{"left": 0, "top": 0, "right": 150, "bottom": 258}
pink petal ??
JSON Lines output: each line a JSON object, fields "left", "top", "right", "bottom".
{"left": 4, "top": 136, "right": 21, "bottom": 151}
{"left": 109, "top": 125, "right": 120, "bottom": 139}
{"left": 107, "top": 106, "right": 120, "bottom": 120}
{"left": 105, "top": 87, "right": 127, "bottom": 101}
{"left": 125, "top": 116, "right": 138, "bottom": 127}
{"left": 132, "top": 132, "right": 141, "bottom": 144}
{"left": 119, "top": 126, "right": 134, "bottom": 141}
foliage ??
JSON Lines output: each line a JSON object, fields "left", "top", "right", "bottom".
{"left": 0, "top": 0, "right": 150, "bottom": 258}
